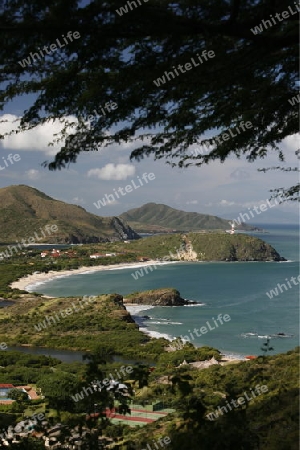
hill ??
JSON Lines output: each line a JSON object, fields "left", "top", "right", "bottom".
{"left": 0, "top": 185, "right": 139, "bottom": 244}
{"left": 124, "top": 288, "right": 197, "bottom": 306}
{"left": 120, "top": 203, "right": 257, "bottom": 233}
{"left": 128, "top": 233, "right": 285, "bottom": 262}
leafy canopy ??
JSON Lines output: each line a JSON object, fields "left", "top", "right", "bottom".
{"left": 0, "top": 0, "right": 298, "bottom": 198}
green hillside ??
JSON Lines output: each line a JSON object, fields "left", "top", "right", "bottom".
{"left": 0, "top": 292, "right": 149, "bottom": 357}
{"left": 128, "top": 232, "right": 284, "bottom": 261}
{"left": 0, "top": 185, "right": 139, "bottom": 244}
{"left": 120, "top": 203, "right": 256, "bottom": 232}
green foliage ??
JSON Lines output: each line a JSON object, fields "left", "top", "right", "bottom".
{"left": 128, "top": 232, "right": 283, "bottom": 261}
{"left": 121, "top": 203, "right": 255, "bottom": 232}
{"left": 0, "top": 1, "right": 298, "bottom": 198}
{"left": 125, "top": 348, "right": 299, "bottom": 450}
{"left": 188, "top": 232, "right": 283, "bottom": 261}
{"left": 37, "top": 371, "right": 80, "bottom": 412}
{"left": 157, "top": 344, "right": 221, "bottom": 367}
{"left": 7, "top": 389, "right": 29, "bottom": 404}
{"left": 0, "top": 293, "right": 156, "bottom": 359}
{"left": 0, "top": 185, "right": 139, "bottom": 244}
{"left": 0, "top": 352, "right": 61, "bottom": 385}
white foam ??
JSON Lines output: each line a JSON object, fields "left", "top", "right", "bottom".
{"left": 241, "top": 332, "right": 258, "bottom": 338}
{"left": 147, "top": 321, "right": 183, "bottom": 325}
{"left": 183, "top": 303, "right": 205, "bottom": 307}
{"left": 107, "top": 261, "right": 179, "bottom": 271}
{"left": 125, "top": 305, "right": 155, "bottom": 315}
{"left": 139, "top": 327, "right": 174, "bottom": 341}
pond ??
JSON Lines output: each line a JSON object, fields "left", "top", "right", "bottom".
{"left": 6, "top": 346, "right": 154, "bottom": 365}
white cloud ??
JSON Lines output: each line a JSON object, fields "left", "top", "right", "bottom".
{"left": 25, "top": 169, "right": 41, "bottom": 180}
{"left": 186, "top": 200, "right": 198, "bottom": 205}
{"left": 72, "top": 197, "right": 86, "bottom": 205}
{"left": 219, "top": 200, "right": 236, "bottom": 207}
{"left": 0, "top": 114, "right": 76, "bottom": 155}
{"left": 230, "top": 169, "right": 250, "bottom": 180}
{"left": 281, "top": 134, "right": 300, "bottom": 154}
{"left": 87, "top": 163, "right": 136, "bottom": 180}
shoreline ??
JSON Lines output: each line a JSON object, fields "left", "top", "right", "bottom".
{"left": 9, "top": 260, "right": 173, "bottom": 293}
{"left": 9, "top": 262, "right": 248, "bottom": 363}
{"left": 125, "top": 304, "right": 246, "bottom": 362}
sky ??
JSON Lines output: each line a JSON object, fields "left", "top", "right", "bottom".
{"left": 0, "top": 108, "right": 299, "bottom": 225}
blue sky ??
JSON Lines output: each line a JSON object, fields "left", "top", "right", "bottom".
{"left": 0, "top": 106, "right": 298, "bottom": 224}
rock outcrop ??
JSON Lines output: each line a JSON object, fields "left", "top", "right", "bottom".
{"left": 111, "top": 217, "right": 140, "bottom": 241}
{"left": 124, "top": 288, "right": 197, "bottom": 306}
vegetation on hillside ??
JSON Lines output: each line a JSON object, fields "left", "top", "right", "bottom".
{"left": 0, "top": 226, "right": 294, "bottom": 449}
{"left": 0, "top": 293, "right": 156, "bottom": 359}
{"left": 0, "top": 250, "right": 137, "bottom": 297}
{"left": 0, "top": 242, "right": 297, "bottom": 449}
{"left": 123, "top": 348, "right": 299, "bottom": 450}
{"left": 128, "top": 233, "right": 284, "bottom": 261}
{"left": 0, "top": 346, "right": 298, "bottom": 449}
{"left": 0, "top": 185, "right": 139, "bottom": 244}
{"left": 120, "top": 203, "right": 256, "bottom": 232}
{"left": 0, "top": 230, "right": 285, "bottom": 299}
{"left": 125, "top": 288, "right": 189, "bottom": 306}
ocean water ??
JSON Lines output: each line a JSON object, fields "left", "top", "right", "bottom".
{"left": 36, "top": 225, "right": 299, "bottom": 357}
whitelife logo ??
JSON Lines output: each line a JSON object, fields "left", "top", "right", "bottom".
{"left": 81, "top": 101, "right": 118, "bottom": 132}
{"left": 1, "top": 412, "right": 45, "bottom": 441}
{"left": 141, "top": 436, "right": 171, "bottom": 450}
{"left": 131, "top": 243, "right": 194, "bottom": 280}
{"left": 230, "top": 195, "right": 284, "bottom": 226}
{"left": 174, "top": 313, "right": 231, "bottom": 349}
{"left": 288, "top": 93, "right": 300, "bottom": 106}
{"left": 116, "top": 0, "right": 149, "bottom": 17}
{"left": 266, "top": 275, "right": 300, "bottom": 299}
{"left": 250, "top": 3, "right": 300, "bottom": 35}
{"left": 153, "top": 50, "right": 215, "bottom": 87}
{"left": 71, "top": 365, "right": 133, "bottom": 402}
{"left": 18, "top": 31, "right": 81, "bottom": 68}
{"left": 0, "top": 153, "right": 21, "bottom": 171}
{"left": 0, "top": 224, "right": 58, "bottom": 259}
{"left": 33, "top": 296, "right": 97, "bottom": 332}
{"left": 187, "top": 121, "right": 253, "bottom": 158}
{"left": 93, "top": 172, "right": 155, "bottom": 209}
{"left": 206, "top": 384, "right": 268, "bottom": 420}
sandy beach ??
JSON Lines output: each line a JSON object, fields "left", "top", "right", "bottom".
{"left": 9, "top": 261, "right": 246, "bottom": 363}
{"left": 9, "top": 260, "right": 165, "bottom": 293}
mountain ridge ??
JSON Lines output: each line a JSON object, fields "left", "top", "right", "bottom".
{"left": 120, "top": 202, "right": 257, "bottom": 233}
{"left": 0, "top": 185, "right": 139, "bottom": 244}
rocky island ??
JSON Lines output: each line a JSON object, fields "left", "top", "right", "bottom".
{"left": 124, "top": 288, "right": 198, "bottom": 306}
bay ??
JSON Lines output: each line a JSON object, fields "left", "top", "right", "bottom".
{"left": 34, "top": 225, "right": 299, "bottom": 357}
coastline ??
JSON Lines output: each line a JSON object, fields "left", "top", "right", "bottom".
{"left": 9, "top": 262, "right": 249, "bottom": 363}
{"left": 125, "top": 304, "right": 246, "bottom": 362}
{"left": 9, "top": 260, "right": 170, "bottom": 293}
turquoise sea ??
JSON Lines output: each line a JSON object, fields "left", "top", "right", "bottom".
{"left": 35, "top": 225, "right": 299, "bottom": 358}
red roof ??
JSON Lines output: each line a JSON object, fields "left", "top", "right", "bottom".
{"left": 0, "top": 384, "right": 14, "bottom": 388}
